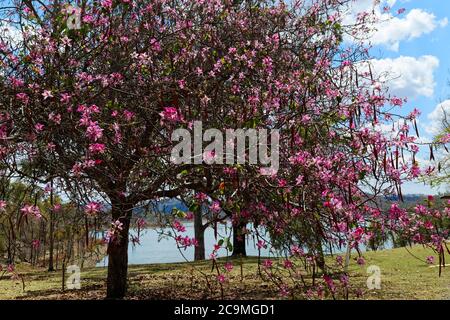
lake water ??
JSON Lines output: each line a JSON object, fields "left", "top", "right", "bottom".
{"left": 96, "top": 222, "right": 394, "bottom": 266}
{"left": 97, "top": 222, "right": 272, "bottom": 266}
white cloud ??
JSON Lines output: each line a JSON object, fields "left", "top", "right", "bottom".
{"left": 371, "top": 9, "right": 446, "bottom": 51}
{"left": 368, "top": 55, "right": 439, "bottom": 98}
{"left": 344, "top": 1, "right": 448, "bottom": 51}
{"left": 425, "top": 100, "right": 450, "bottom": 135}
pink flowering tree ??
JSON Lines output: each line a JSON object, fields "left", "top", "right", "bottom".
{"left": 1, "top": 0, "right": 447, "bottom": 300}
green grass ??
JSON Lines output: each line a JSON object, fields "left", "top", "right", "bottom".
{"left": 0, "top": 245, "right": 449, "bottom": 300}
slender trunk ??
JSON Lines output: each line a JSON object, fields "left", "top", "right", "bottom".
{"left": 48, "top": 181, "right": 55, "bottom": 271}
{"left": 194, "top": 209, "right": 205, "bottom": 260}
{"left": 106, "top": 201, "right": 132, "bottom": 299}
{"left": 232, "top": 222, "right": 247, "bottom": 257}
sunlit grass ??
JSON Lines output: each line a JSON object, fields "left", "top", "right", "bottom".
{"left": 0, "top": 245, "right": 448, "bottom": 300}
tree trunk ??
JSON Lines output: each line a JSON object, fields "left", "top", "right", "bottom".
{"left": 232, "top": 222, "right": 247, "bottom": 257}
{"left": 194, "top": 209, "right": 205, "bottom": 260}
{"left": 48, "top": 213, "right": 55, "bottom": 271}
{"left": 48, "top": 180, "right": 55, "bottom": 271}
{"left": 106, "top": 201, "right": 132, "bottom": 299}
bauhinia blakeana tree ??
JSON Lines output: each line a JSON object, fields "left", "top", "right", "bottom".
{"left": 1, "top": 0, "right": 448, "bottom": 299}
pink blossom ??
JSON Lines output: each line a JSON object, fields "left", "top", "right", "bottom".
{"left": 217, "top": 274, "right": 226, "bottom": 283}
{"left": 356, "top": 257, "right": 365, "bottom": 266}
{"left": 323, "top": 275, "right": 335, "bottom": 293}
{"left": 172, "top": 220, "right": 186, "bottom": 233}
{"left": 290, "top": 245, "right": 304, "bottom": 256}
{"left": 42, "top": 90, "right": 53, "bottom": 100}
{"left": 85, "top": 202, "right": 101, "bottom": 216}
{"left": 257, "top": 240, "right": 267, "bottom": 250}
{"left": 283, "top": 259, "right": 293, "bottom": 269}
{"left": 101, "top": 0, "right": 113, "bottom": 9}
{"left": 0, "top": 200, "right": 7, "bottom": 211}
{"left": 210, "top": 201, "right": 221, "bottom": 213}
{"left": 123, "top": 110, "right": 135, "bottom": 122}
{"left": 185, "top": 211, "right": 194, "bottom": 220}
{"left": 224, "top": 262, "right": 233, "bottom": 272}
{"left": 159, "top": 107, "right": 182, "bottom": 122}
{"left": 60, "top": 93, "right": 71, "bottom": 104}
{"left": 86, "top": 121, "right": 104, "bottom": 141}
{"left": 16, "top": 93, "right": 29, "bottom": 104}
{"left": 34, "top": 123, "right": 44, "bottom": 132}
{"left": 48, "top": 112, "right": 61, "bottom": 124}
{"left": 32, "top": 239, "right": 41, "bottom": 249}
{"left": 89, "top": 143, "right": 106, "bottom": 154}
{"left": 263, "top": 259, "right": 273, "bottom": 269}
{"left": 20, "top": 205, "right": 42, "bottom": 219}
{"left": 426, "top": 256, "right": 435, "bottom": 265}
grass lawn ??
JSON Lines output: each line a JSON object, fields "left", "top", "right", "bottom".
{"left": 0, "top": 245, "right": 449, "bottom": 300}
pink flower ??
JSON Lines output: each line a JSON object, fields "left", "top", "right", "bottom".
{"left": 89, "top": 143, "right": 106, "bottom": 154}
{"left": 16, "top": 93, "right": 29, "bottom": 104}
{"left": 159, "top": 107, "right": 182, "bottom": 122}
{"left": 176, "top": 236, "right": 197, "bottom": 248}
{"left": 60, "top": 93, "right": 71, "bottom": 104}
{"left": 217, "top": 274, "right": 226, "bottom": 283}
{"left": 32, "top": 239, "right": 41, "bottom": 249}
{"left": 101, "top": 0, "right": 113, "bottom": 9}
{"left": 323, "top": 275, "right": 336, "bottom": 293}
{"left": 185, "top": 211, "right": 194, "bottom": 220}
{"left": 0, "top": 200, "right": 7, "bottom": 211}
{"left": 257, "top": 240, "right": 267, "bottom": 250}
{"left": 440, "top": 133, "right": 450, "bottom": 143}
{"left": 48, "top": 112, "right": 61, "bottom": 124}
{"left": 426, "top": 256, "right": 435, "bottom": 265}
{"left": 356, "top": 257, "right": 365, "bottom": 266}
{"left": 283, "top": 259, "right": 293, "bottom": 269}
{"left": 150, "top": 38, "right": 161, "bottom": 52}
{"left": 172, "top": 220, "right": 186, "bottom": 233}
{"left": 136, "top": 218, "right": 146, "bottom": 229}
{"left": 178, "top": 80, "right": 186, "bottom": 89}
{"left": 210, "top": 201, "right": 221, "bottom": 213}
{"left": 224, "top": 262, "right": 233, "bottom": 272}
{"left": 85, "top": 202, "right": 101, "bottom": 216}
{"left": 340, "top": 274, "right": 349, "bottom": 287}
{"left": 34, "top": 123, "right": 44, "bottom": 132}
{"left": 195, "top": 192, "right": 208, "bottom": 202}
{"left": 263, "top": 259, "right": 273, "bottom": 269}
{"left": 20, "top": 205, "right": 42, "bottom": 219}
{"left": 123, "top": 110, "right": 135, "bottom": 122}
{"left": 42, "top": 90, "right": 53, "bottom": 100}
{"left": 86, "top": 121, "right": 103, "bottom": 141}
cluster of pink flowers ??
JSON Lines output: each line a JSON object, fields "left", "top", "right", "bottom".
{"left": 20, "top": 205, "right": 42, "bottom": 219}
{"left": 105, "top": 220, "right": 124, "bottom": 243}
{"left": 85, "top": 202, "right": 102, "bottom": 217}
{"left": 172, "top": 220, "right": 186, "bottom": 233}
{"left": 175, "top": 235, "right": 197, "bottom": 249}
{"left": 159, "top": 107, "right": 183, "bottom": 123}
{"left": 0, "top": 200, "right": 6, "bottom": 212}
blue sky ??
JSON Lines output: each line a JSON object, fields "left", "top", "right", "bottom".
{"left": 1, "top": 0, "right": 448, "bottom": 194}
{"left": 355, "top": 0, "right": 450, "bottom": 194}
